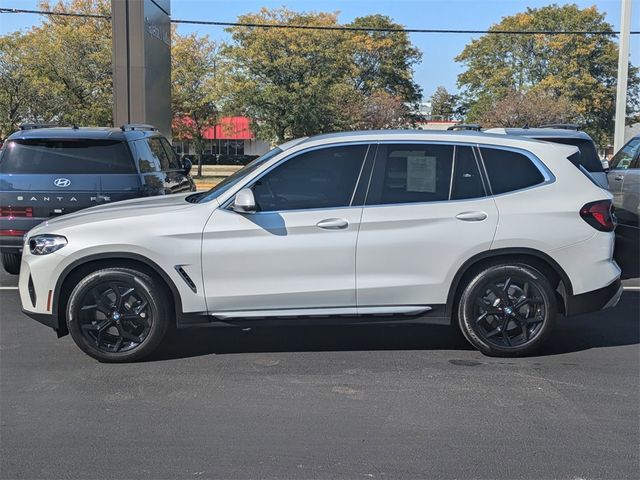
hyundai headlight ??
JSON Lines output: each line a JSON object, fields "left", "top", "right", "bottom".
{"left": 28, "top": 235, "right": 67, "bottom": 255}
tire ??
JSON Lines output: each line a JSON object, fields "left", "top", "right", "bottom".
{"left": 457, "top": 263, "right": 557, "bottom": 357}
{"left": 1, "top": 252, "right": 21, "bottom": 275}
{"left": 66, "top": 267, "right": 170, "bottom": 362}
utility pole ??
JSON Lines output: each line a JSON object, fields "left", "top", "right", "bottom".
{"left": 614, "top": 0, "right": 632, "bottom": 152}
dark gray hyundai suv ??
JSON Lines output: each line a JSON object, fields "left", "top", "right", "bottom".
{"left": 0, "top": 124, "right": 195, "bottom": 274}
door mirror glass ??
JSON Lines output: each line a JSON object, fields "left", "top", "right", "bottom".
{"left": 232, "top": 188, "right": 256, "bottom": 213}
{"left": 182, "top": 158, "right": 192, "bottom": 175}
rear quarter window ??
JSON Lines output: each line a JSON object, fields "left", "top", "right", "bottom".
{"left": 480, "top": 147, "right": 545, "bottom": 195}
{"left": 0, "top": 139, "right": 135, "bottom": 174}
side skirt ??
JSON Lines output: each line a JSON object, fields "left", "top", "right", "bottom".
{"left": 176, "top": 305, "right": 450, "bottom": 329}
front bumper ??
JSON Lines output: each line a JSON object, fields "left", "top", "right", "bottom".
{"left": 565, "top": 278, "right": 623, "bottom": 316}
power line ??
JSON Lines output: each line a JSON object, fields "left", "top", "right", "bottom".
{"left": 1, "top": 7, "right": 639, "bottom": 35}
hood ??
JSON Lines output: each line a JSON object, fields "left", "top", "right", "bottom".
{"left": 29, "top": 192, "right": 202, "bottom": 234}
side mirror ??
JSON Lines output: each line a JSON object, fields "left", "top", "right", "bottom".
{"left": 232, "top": 188, "right": 256, "bottom": 214}
{"left": 601, "top": 159, "right": 610, "bottom": 173}
{"left": 182, "top": 158, "right": 192, "bottom": 175}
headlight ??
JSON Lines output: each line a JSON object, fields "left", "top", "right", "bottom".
{"left": 28, "top": 235, "right": 67, "bottom": 255}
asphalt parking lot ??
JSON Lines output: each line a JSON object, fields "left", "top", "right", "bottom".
{"left": 1, "top": 269, "right": 639, "bottom": 480}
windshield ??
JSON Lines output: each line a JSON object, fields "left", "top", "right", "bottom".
{"left": 194, "top": 147, "right": 283, "bottom": 203}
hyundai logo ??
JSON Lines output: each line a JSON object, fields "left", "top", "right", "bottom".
{"left": 54, "top": 178, "right": 71, "bottom": 188}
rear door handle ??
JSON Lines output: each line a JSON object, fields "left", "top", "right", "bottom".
{"left": 316, "top": 218, "right": 349, "bottom": 230}
{"left": 456, "top": 211, "right": 488, "bottom": 222}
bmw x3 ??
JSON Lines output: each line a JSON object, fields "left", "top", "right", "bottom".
{"left": 18, "top": 130, "right": 623, "bottom": 362}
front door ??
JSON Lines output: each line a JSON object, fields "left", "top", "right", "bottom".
{"left": 356, "top": 143, "right": 499, "bottom": 309}
{"left": 201, "top": 144, "right": 370, "bottom": 316}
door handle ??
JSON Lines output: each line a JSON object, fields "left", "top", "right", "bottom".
{"left": 456, "top": 211, "right": 488, "bottom": 222}
{"left": 614, "top": 174, "right": 624, "bottom": 181}
{"left": 316, "top": 218, "right": 349, "bottom": 230}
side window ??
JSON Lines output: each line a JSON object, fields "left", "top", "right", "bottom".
{"left": 146, "top": 137, "right": 171, "bottom": 171}
{"left": 132, "top": 140, "right": 160, "bottom": 173}
{"left": 451, "top": 146, "right": 485, "bottom": 200}
{"left": 610, "top": 137, "right": 640, "bottom": 170}
{"left": 480, "top": 147, "right": 545, "bottom": 195}
{"left": 366, "top": 143, "right": 453, "bottom": 205}
{"left": 252, "top": 144, "right": 368, "bottom": 212}
{"left": 159, "top": 138, "right": 180, "bottom": 169}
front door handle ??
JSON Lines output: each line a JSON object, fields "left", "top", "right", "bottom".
{"left": 316, "top": 218, "right": 349, "bottom": 230}
{"left": 456, "top": 211, "right": 488, "bottom": 222}
{"left": 614, "top": 174, "right": 624, "bottom": 181}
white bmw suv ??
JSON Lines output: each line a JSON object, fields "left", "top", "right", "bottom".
{"left": 19, "top": 131, "right": 622, "bottom": 362}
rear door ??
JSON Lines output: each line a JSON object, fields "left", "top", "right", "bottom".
{"left": 355, "top": 142, "right": 498, "bottom": 310}
{"left": 0, "top": 138, "right": 141, "bottom": 233}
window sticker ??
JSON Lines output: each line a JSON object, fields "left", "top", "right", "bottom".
{"left": 406, "top": 155, "right": 437, "bottom": 192}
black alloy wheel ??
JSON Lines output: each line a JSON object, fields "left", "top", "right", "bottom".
{"left": 457, "top": 264, "right": 557, "bottom": 356}
{"left": 77, "top": 281, "right": 152, "bottom": 353}
{"left": 67, "top": 268, "right": 169, "bottom": 362}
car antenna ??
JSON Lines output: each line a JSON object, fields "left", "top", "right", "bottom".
{"left": 71, "top": 123, "right": 79, "bottom": 130}
{"left": 523, "top": 123, "right": 529, "bottom": 129}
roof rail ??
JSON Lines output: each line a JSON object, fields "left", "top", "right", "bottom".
{"left": 120, "top": 123, "right": 158, "bottom": 132}
{"left": 539, "top": 123, "right": 581, "bottom": 131}
{"left": 19, "top": 123, "right": 58, "bottom": 130}
{"left": 447, "top": 124, "right": 482, "bottom": 132}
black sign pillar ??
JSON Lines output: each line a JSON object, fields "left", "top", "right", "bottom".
{"left": 112, "top": 0, "right": 171, "bottom": 138}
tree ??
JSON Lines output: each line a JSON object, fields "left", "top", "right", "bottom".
{"left": 455, "top": 4, "right": 640, "bottom": 146}
{"left": 346, "top": 15, "right": 422, "bottom": 103}
{"left": 171, "top": 32, "right": 223, "bottom": 176}
{"left": 479, "top": 89, "right": 574, "bottom": 128}
{"left": 348, "top": 90, "right": 412, "bottom": 130}
{"left": 430, "top": 86, "right": 458, "bottom": 120}
{"left": 224, "top": 8, "right": 355, "bottom": 142}
{"left": 0, "top": 0, "right": 112, "bottom": 140}
{"left": 224, "top": 8, "right": 421, "bottom": 143}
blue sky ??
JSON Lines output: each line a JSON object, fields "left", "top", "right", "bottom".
{"left": 1, "top": 0, "right": 638, "bottom": 99}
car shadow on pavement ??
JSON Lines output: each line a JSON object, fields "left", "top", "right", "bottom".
{"left": 148, "top": 293, "right": 639, "bottom": 361}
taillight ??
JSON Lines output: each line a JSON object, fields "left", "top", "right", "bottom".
{"left": 580, "top": 200, "right": 616, "bottom": 232}
{"left": 0, "top": 206, "right": 33, "bottom": 218}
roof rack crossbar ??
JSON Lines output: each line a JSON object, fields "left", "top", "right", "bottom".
{"left": 447, "top": 124, "right": 482, "bottom": 132}
{"left": 538, "top": 123, "right": 581, "bottom": 131}
{"left": 19, "top": 123, "right": 58, "bottom": 130}
{"left": 120, "top": 123, "right": 158, "bottom": 132}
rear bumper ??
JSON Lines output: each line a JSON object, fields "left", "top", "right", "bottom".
{"left": 565, "top": 278, "right": 623, "bottom": 316}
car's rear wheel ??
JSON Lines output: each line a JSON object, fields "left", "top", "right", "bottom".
{"left": 1, "top": 252, "right": 21, "bottom": 275}
{"left": 457, "top": 263, "right": 556, "bottom": 357}
{"left": 66, "top": 267, "right": 170, "bottom": 362}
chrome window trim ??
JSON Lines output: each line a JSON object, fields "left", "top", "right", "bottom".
{"left": 221, "top": 141, "right": 372, "bottom": 212}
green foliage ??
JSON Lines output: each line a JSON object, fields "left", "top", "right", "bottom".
{"left": 171, "top": 31, "right": 224, "bottom": 175}
{"left": 429, "top": 86, "right": 458, "bottom": 120}
{"left": 224, "top": 8, "right": 422, "bottom": 142}
{"left": 456, "top": 4, "right": 639, "bottom": 145}
{"left": 347, "top": 15, "right": 422, "bottom": 103}
{"left": 0, "top": 0, "right": 112, "bottom": 140}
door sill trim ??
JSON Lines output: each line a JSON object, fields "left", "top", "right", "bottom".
{"left": 209, "top": 305, "right": 432, "bottom": 320}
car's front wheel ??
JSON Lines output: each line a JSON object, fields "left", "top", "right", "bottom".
{"left": 1, "top": 252, "right": 21, "bottom": 275}
{"left": 457, "top": 263, "right": 557, "bottom": 357}
{"left": 66, "top": 267, "right": 170, "bottom": 362}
